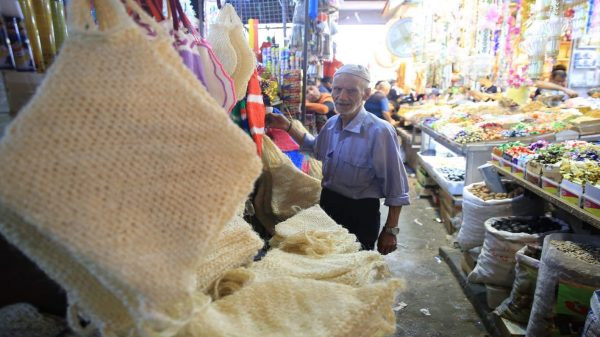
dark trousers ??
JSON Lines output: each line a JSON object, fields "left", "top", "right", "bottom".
{"left": 319, "top": 187, "right": 381, "bottom": 250}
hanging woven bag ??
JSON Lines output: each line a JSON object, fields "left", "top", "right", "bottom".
{"left": 0, "top": 0, "right": 261, "bottom": 335}
{"left": 167, "top": 0, "right": 236, "bottom": 112}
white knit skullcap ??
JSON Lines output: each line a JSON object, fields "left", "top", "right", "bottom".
{"left": 334, "top": 64, "right": 371, "bottom": 83}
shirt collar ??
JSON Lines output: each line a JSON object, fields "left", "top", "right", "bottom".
{"left": 332, "top": 107, "right": 368, "bottom": 134}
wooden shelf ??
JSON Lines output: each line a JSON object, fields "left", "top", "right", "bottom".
{"left": 492, "top": 164, "right": 600, "bottom": 230}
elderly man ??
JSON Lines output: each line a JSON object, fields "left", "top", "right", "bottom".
{"left": 266, "top": 65, "right": 410, "bottom": 255}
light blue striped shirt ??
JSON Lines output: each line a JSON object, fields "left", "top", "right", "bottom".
{"left": 301, "top": 108, "right": 410, "bottom": 206}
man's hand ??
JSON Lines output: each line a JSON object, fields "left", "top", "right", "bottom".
{"left": 377, "top": 230, "right": 397, "bottom": 255}
{"left": 564, "top": 89, "right": 578, "bottom": 98}
{"left": 265, "top": 112, "right": 291, "bottom": 130}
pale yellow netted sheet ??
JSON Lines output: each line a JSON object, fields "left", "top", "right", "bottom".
{"left": 0, "top": 0, "right": 260, "bottom": 335}
{"left": 181, "top": 276, "right": 403, "bottom": 337}
{"left": 196, "top": 216, "right": 264, "bottom": 293}
{"left": 250, "top": 249, "right": 392, "bottom": 287}
{"left": 269, "top": 206, "right": 361, "bottom": 255}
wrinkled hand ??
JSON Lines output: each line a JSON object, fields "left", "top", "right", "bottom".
{"left": 564, "top": 89, "right": 578, "bottom": 98}
{"left": 265, "top": 112, "right": 291, "bottom": 130}
{"left": 377, "top": 231, "right": 397, "bottom": 255}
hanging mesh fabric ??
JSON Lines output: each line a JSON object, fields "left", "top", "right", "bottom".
{"left": 250, "top": 249, "right": 392, "bottom": 287}
{"left": 269, "top": 205, "right": 361, "bottom": 256}
{"left": 0, "top": 0, "right": 261, "bottom": 334}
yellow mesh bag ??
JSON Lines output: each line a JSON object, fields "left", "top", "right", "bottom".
{"left": 182, "top": 276, "right": 403, "bottom": 337}
{"left": 206, "top": 8, "right": 237, "bottom": 75}
{"left": 269, "top": 206, "right": 361, "bottom": 255}
{"left": 0, "top": 0, "right": 261, "bottom": 335}
{"left": 251, "top": 249, "right": 392, "bottom": 287}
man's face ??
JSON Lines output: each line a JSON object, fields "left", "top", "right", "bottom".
{"left": 306, "top": 85, "right": 321, "bottom": 102}
{"left": 332, "top": 74, "right": 369, "bottom": 116}
{"left": 323, "top": 81, "right": 332, "bottom": 89}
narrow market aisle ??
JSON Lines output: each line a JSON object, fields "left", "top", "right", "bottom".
{"left": 382, "top": 179, "right": 488, "bottom": 337}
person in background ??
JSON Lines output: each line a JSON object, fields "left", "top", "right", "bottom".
{"left": 533, "top": 64, "right": 578, "bottom": 100}
{"left": 266, "top": 64, "right": 410, "bottom": 254}
{"left": 306, "top": 82, "right": 335, "bottom": 132}
{"left": 365, "top": 81, "right": 398, "bottom": 127}
{"left": 319, "top": 76, "right": 333, "bottom": 93}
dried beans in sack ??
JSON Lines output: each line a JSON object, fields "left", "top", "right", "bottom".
{"left": 526, "top": 234, "right": 600, "bottom": 337}
{"left": 468, "top": 216, "right": 568, "bottom": 287}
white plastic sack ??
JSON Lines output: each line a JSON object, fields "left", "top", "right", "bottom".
{"left": 456, "top": 182, "right": 542, "bottom": 250}
{"left": 527, "top": 234, "right": 600, "bottom": 337}
{"left": 582, "top": 290, "right": 600, "bottom": 337}
{"left": 468, "top": 216, "right": 568, "bottom": 287}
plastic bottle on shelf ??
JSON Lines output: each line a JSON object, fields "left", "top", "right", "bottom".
{"left": 0, "top": 17, "right": 16, "bottom": 69}
{"left": 17, "top": 0, "right": 44, "bottom": 72}
{"left": 50, "top": 0, "right": 67, "bottom": 51}
{"left": 31, "top": 0, "right": 56, "bottom": 68}
{"left": 4, "top": 16, "right": 34, "bottom": 71}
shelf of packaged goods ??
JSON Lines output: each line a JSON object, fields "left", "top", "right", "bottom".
{"left": 492, "top": 163, "right": 600, "bottom": 230}
{"left": 417, "top": 153, "right": 464, "bottom": 206}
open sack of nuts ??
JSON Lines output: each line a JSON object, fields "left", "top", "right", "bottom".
{"left": 456, "top": 182, "right": 544, "bottom": 250}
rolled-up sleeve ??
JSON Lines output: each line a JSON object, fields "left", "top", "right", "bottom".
{"left": 372, "top": 126, "right": 410, "bottom": 206}
{"left": 299, "top": 133, "right": 316, "bottom": 155}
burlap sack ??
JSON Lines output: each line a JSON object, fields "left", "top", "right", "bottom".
{"left": 250, "top": 249, "right": 391, "bottom": 287}
{"left": 254, "top": 136, "right": 321, "bottom": 233}
{"left": 0, "top": 0, "right": 260, "bottom": 335}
